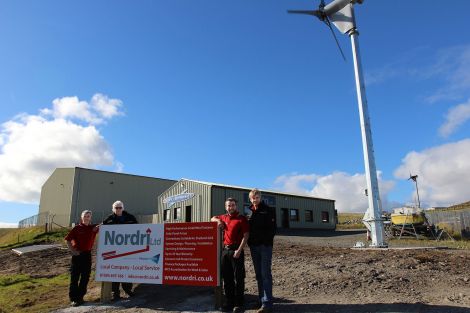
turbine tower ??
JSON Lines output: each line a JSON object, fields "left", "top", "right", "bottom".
{"left": 288, "top": 0, "right": 387, "bottom": 247}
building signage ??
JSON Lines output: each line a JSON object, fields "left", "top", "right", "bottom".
{"left": 96, "top": 222, "right": 219, "bottom": 286}
{"left": 163, "top": 192, "right": 195, "bottom": 207}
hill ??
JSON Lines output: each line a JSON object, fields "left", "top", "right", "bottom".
{"left": 446, "top": 201, "right": 470, "bottom": 211}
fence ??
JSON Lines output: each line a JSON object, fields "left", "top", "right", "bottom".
{"left": 18, "top": 212, "right": 49, "bottom": 228}
{"left": 425, "top": 209, "right": 470, "bottom": 237}
{"left": 18, "top": 212, "right": 71, "bottom": 230}
{"left": 19, "top": 211, "right": 158, "bottom": 229}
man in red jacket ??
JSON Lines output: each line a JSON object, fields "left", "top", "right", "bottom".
{"left": 211, "top": 198, "right": 249, "bottom": 313}
{"left": 65, "top": 210, "right": 99, "bottom": 307}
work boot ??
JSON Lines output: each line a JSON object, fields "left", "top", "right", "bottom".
{"left": 111, "top": 294, "right": 121, "bottom": 302}
{"left": 256, "top": 307, "right": 273, "bottom": 313}
{"left": 233, "top": 306, "right": 244, "bottom": 313}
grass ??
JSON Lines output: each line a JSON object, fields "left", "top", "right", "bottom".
{"left": 0, "top": 273, "right": 70, "bottom": 313}
{"left": 0, "top": 226, "right": 70, "bottom": 250}
{"left": 337, "top": 213, "right": 366, "bottom": 229}
{"left": 389, "top": 237, "right": 470, "bottom": 249}
{"left": 0, "top": 228, "right": 14, "bottom": 237}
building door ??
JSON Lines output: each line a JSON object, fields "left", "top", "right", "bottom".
{"left": 281, "top": 208, "right": 289, "bottom": 228}
{"left": 185, "top": 205, "right": 192, "bottom": 222}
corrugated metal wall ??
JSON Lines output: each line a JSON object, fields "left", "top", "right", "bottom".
{"left": 39, "top": 167, "right": 176, "bottom": 226}
{"left": 211, "top": 186, "right": 246, "bottom": 216}
{"left": 157, "top": 179, "right": 212, "bottom": 223}
{"left": 211, "top": 186, "right": 336, "bottom": 229}
{"left": 39, "top": 168, "right": 76, "bottom": 227}
{"left": 276, "top": 194, "right": 336, "bottom": 229}
{"left": 71, "top": 168, "right": 176, "bottom": 225}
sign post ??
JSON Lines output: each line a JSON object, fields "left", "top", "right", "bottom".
{"left": 214, "top": 227, "right": 223, "bottom": 309}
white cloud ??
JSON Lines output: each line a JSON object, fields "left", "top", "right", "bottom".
{"left": 425, "top": 46, "right": 470, "bottom": 103}
{"left": 0, "top": 94, "right": 123, "bottom": 204}
{"left": 394, "top": 139, "right": 470, "bottom": 207}
{"left": 41, "top": 93, "right": 123, "bottom": 125}
{"left": 0, "top": 222, "right": 18, "bottom": 228}
{"left": 274, "top": 171, "right": 395, "bottom": 213}
{"left": 91, "top": 93, "right": 123, "bottom": 119}
{"left": 439, "top": 98, "right": 470, "bottom": 137}
{"left": 365, "top": 45, "right": 470, "bottom": 103}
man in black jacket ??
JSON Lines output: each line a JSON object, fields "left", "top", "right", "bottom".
{"left": 247, "top": 189, "right": 276, "bottom": 313}
{"left": 102, "top": 200, "right": 138, "bottom": 301}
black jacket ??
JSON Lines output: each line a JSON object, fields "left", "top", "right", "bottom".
{"left": 246, "top": 201, "right": 276, "bottom": 246}
{"left": 103, "top": 211, "right": 138, "bottom": 225}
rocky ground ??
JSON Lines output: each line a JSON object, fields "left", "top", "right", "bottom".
{"left": 1, "top": 229, "right": 470, "bottom": 312}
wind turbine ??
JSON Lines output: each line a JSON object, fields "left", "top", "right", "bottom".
{"left": 288, "top": 0, "right": 387, "bottom": 247}
{"left": 409, "top": 174, "right": 421, "bottom": 209}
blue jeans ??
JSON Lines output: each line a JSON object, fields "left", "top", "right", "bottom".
{"left": 249, "top": 245, "right": 273, "bottom": 308}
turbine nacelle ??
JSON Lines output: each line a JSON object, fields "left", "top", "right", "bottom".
{"left": 287, "top": 0, "right": 364, "bottom": 61}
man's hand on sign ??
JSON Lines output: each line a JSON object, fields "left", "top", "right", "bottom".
{"left": 93, "top": 223, "right": 102, "bottom": 232}
{"left": 217, "top": 220, "right": 226, "bottom": 230}
{"left": 233, "top": 249, "right": 242, "bottom": 259}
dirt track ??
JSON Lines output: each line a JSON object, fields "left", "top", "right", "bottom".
{"left": 2, "top": 230, "right": 470, "bottom": 312}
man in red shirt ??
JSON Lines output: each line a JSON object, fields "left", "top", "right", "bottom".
{"left": 64, "top": 210, "right": 99, "bottom": 307}
{"left": 211, "top": 198, "right": 249, "bottom": 313}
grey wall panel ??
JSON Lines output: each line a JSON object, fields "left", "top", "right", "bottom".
{"left": 73, "top": 168, "right": 175, "bottom": 225}
{"left": 39, "top": 168, "right": 76, "bottom": 227}
{"left": 273, "top": 193, "right": 336, "bottom": 229}
{"left": 211, "top": 187, "right": 247, "bottom": 217}
{"left": 211, "top": 188, "right": 336, "bottom": 230}
{"left": 157, "top": 180, "right": 212, "bottom": 223}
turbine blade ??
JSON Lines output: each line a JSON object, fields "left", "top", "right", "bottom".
{"left": 287, "top": 10, "right": 322, "bottom": 19}
{"left": 324, "top": 17, "right": 347, "bottom": 62}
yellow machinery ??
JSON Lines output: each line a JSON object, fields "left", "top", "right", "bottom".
{"left": 391, "top": 207, "right": 426, "bottom": 226}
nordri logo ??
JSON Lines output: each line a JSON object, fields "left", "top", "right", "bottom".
{"left": 104, "top": 230, "right": 150, "bottom": 246}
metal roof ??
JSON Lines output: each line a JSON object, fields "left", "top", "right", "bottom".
{"left": 180, "top": 178, "right": 335, "bottom": 202}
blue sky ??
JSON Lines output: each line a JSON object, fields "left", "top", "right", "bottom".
{"left": 1, "top": 1, "right": 470, "bottom": 226}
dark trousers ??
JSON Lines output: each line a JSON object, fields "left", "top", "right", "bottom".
{"left": 69, "top": 251, "right": 91, "bottom": 302}
{"left": 112, "top": 282, "right": 133, "bottom": 297}
{"left": 221, "top": 248, "right": 245, "bottom": 307}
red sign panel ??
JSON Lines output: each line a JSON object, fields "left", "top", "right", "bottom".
{"left": 162, "top": 222, "right": 219, "bottom": 286}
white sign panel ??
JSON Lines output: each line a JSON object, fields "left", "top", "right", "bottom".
{"left": 163, "top": 192, "right": 195, "bottom": 207}
{"left": 96, "top": 224, "right": 164, "bottom": 284}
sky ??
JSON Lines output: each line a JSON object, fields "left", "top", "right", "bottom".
{"left": 1, "top": 1, "right": 470, "bottom": 227}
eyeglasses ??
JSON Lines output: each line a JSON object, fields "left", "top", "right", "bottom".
{"left": 115, "top": 207, "right": 123, "bottom": 210}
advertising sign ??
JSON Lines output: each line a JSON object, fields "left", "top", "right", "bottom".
{"left": 163, "top": 222, "right": 218, "bottom": 286}
{"left": 96, "top": 222, "right": 219, "bottom": 286}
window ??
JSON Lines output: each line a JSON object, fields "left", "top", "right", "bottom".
{"left": 262, "top": 195, "right": 276, "bottom": 206}
{"left": 305, "top": 210, "right": 313, "bottom": 222}
{"left": 243, "top": 193, "right": 276, "bottom": 207}
{"left": 322, "top": 211, "right": 330, "bottom": 223}
{"left": 163, "top": 209, "right": 171, "bottom": 221}
{"left": 243, "top": 193, "right": 250, "bottom": 204}
{"left": 290, "top": 209, "right": 299, "bottom": 222}
{"left": 174, "top": 207, "right": 181, "bottom": 220}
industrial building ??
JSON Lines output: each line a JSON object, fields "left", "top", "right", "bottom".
{"left": 39, "top": 167, "right": 176, "bottom": 227}
{"left": 157, "top": 179, "right": 337, "bottom": 229}
{"left": 38, "top": 168, "right": 336, "bottom": 230}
